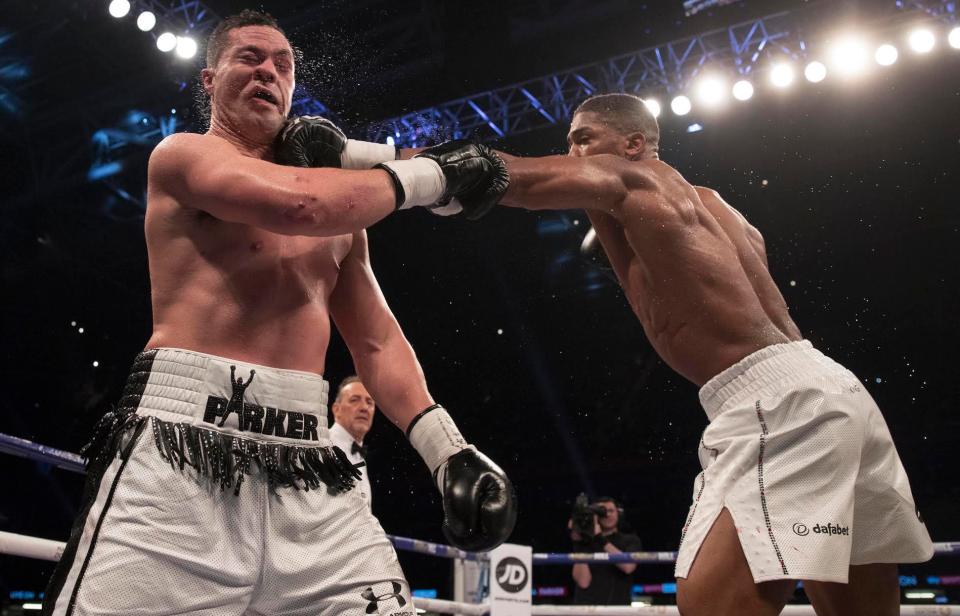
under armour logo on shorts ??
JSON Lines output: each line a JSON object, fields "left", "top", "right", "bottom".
{"left": 361, "top": 582, "right": 407, "bottom": 614}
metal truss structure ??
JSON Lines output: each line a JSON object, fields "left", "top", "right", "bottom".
{"left": 364, "top": 10, "right": 802, "bottom": 146}
{"left": 88, "top": 110, "right": 179, "bottom": 207}
{"left": 897, "top": 0, "right": 959, "bottom": 22}
{"left": 364, "top": 0, "right": 957, "bottom": 147}
{"left": 135, "top": 0, "right": 221, "bottom": 37}
{"left": 0, "top": 30, "right": 28, "bottom": 118}
{"left": 85, "top": 0, "right": 958, "bottom": 193}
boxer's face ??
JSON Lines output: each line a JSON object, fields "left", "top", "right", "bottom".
{"left": 332, "top": 382, "right": 375, "bottom": 442}
{"left": 203, "top": 26, "right": 295, "bottom": 135}
{"left": 567, "top": 112, "right": 645, "bottom": 160}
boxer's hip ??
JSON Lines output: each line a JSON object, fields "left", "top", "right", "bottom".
{"left": 86, "top": 347, "right": 360, "bottom": 494}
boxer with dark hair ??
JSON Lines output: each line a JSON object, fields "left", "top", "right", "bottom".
{"left": 430, "top": 93, "right": 933, "bottom": 616}
{"left": 41, "top": 10, "right": 514, "bottom": 616}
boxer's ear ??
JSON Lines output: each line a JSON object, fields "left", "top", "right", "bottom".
{"left": 201, "top": 68, "right": 216, "bottom": 98}
{"left": 625, "top": 132, "right": 646, "bottom": 161}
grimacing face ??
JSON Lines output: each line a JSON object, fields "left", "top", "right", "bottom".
{"left": 332, "top": 382, "right": 376, "bottom": 442}
{"left": 201, "top": 25, "right": 296, "bottom": 134}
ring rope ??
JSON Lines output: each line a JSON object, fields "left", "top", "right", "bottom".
{"left": 2, "top": 432, "right": 959, "bottom": 564}
{"left": 1, "top": 531, "right": 957, "bottom": 614}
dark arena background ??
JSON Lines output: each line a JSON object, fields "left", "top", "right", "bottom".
{"left": 1, "top": 0, "right": 959, "bottom": 613}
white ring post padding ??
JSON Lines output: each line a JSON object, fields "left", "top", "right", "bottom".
{"left": 0, "top": 531, "right": 65, "bottom": 562}
{"left": 414, "top": 597, "right": 489, "bottom": 615}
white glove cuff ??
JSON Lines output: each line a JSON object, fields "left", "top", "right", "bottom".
{"left": 379, "top": 159, "right": 446, "bottom": 208}
{"left": 408, "top": 405, "right": 473, "bottom": 477}
{"left": 342, "top": 140, "right": 398, "bottom": 169}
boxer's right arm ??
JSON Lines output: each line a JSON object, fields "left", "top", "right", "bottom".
{"left": 149, "top": 133, "right": 397, "bottom": 237}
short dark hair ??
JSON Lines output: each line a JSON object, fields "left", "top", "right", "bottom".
{"left": 335, "top": 375, "right": 363, "bottom": 402}
{"left": 205, "top": 9, "right": 286, "bottom": 68}
{"left": 574, "top": 93, "right": 660, "bottom": 155}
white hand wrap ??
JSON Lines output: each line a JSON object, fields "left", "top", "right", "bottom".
{"left": 378, "top": 159, "right": 446, "bottom": 209}
{"left": 408, "top": 406, "right": 474, "bottom": 485}
{"left": 342, "top": 139, "right": 398, "bottom": 169}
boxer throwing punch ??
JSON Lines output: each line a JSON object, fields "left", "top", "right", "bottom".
{"left": 423, "top": 93, "right": 933, "bottom": 616}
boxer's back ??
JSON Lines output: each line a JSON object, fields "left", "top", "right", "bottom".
{"left": 611, "top": 160, "right": 802, "bottom": 385}
{"left": 144, "top": 132, "right": 352, "bottom": 374}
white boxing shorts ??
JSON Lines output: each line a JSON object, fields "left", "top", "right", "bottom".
{"left": 43, "top": 348, "right": 414, "bottom": 616}
{"left": 674, "top": 340, "right": 933, "bottom": 584}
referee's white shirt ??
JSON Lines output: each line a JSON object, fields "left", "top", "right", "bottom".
{"left": 329, "top": 421, "right": 372, "bottom": 509}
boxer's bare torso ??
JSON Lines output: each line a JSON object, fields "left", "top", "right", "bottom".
{"left": 504, "top": 146, "right": 802, "bottom": 386}
{"left": 145, "top": 132, "right": 353, "bottom": 375}
{"left": 586, "top": 160, "right": 802, "bottom": 385}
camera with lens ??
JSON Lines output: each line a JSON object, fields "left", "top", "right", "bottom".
{"left": 570, "top": 493, "right": 609, "bottom": 537}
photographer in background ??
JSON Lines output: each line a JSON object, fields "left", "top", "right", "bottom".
{"left": 568, "top": 495, "right": 643, "bottom": 605}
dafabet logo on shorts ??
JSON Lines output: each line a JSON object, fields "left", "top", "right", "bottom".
{"left": 793, "top": 522, "right": 849, "bottom": 537}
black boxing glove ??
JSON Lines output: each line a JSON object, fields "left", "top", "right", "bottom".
{"left": 376, "top": 140, "right": 509, "bottom": 220}
{"left": 275, "top": 116, "right": 397, "bottom": 169}
{"left": 407, "top": 404, "right": 517, "bottom": 551}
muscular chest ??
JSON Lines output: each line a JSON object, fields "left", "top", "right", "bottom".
{"left": 196, "top": 219, "right": 353, "bottom": 288}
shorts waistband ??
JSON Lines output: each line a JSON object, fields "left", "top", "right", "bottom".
{"left": 698, "top": 340, "right": 854, "bottom": 421}
{"left": 121, "top": 347, "right": 330, "bottom": 447}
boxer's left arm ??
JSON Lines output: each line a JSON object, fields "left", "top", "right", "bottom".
{"left": 328, "top": 231, "right": 433, "bottom": 427}
{"left": 329, "top": 232, "right": 517, "bottom": 551}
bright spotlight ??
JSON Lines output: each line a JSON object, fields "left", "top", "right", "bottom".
{"left": 670, "top": 95, "right": 692, "bottom": 116}
{"left": 804, "top": 61, "right": 827, "bottom": 83}
{"left": 642, "top": 98, "right": 661, "bottom": 118}
{"left": 108, "top": 0, "right": 131, "bottom": 18}
{"left": 909, "top": 29, "right": 935, "bottom": 54}
{"left": 829, "top": 38, "right": 869, "bottom": 77}
{"left": 175, "top": 36, "right": 198, "bottom": 59}
{"left": 732, "top": 80, "right": 754, "bottom": 101}
{"left": 875, "top": 44, "right": 899, "bottom": 66}
{"left": 770, "top": 63, "right": 795, "bottom": 88}
{"left": 137, "top": 11, "right": 156, "bottom": 32}
{"left": 948, "top": 26, "right": 960, "bottom": 50}
{"left": 156, "top": 32, "right": 177, "bottom": 53}
{"left": 695, "top": 75, "right": 727, "bottom": 107}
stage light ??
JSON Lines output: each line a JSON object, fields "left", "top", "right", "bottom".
{"left": 770, "top": 63, "right": 795, "bottom": 88}
{"left": 909, "top": 29, "right": 935, "bottom": 54}
{"left": 175, "top": 36, "right": 198, "bottom": 59}
{"left": 386, "top": 136, "right": 395, "bottom": 146}
{"left": 829, "top": 37, "right": 868, "bottom": 77}
{"left": 695, "top": 75, "right": 727, "bottom": 107}
{"left": 949, "top": 27, "right": 960, "bottom": 50}
{"left": 137, "top": 11, "right": 156, "bottom": 32}
{"left": 157, "top": 32, "right": 177, "bottom": 52}
{"left": 108, "top": 0, "right": 130, "bottom": 18}
{"left": 642, "top": 98, "right": 661, "bottom": 118}
{"left": 804, "top": 61, "right": 827, "bottom": 83}
{"left": 670, "top": 95, "right": 692, "bottom": 116}
{"left": 875, "top": 44, "right": 899, "bottom": 66}
{"left": 732, "top": 80, "right": 754, "bottom": 101}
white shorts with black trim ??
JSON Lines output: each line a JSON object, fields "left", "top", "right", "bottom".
{"left": 43, "top": 347, "right": 414, "bottom": 616}
{"left": 674, "top": 340, "right": 933, "bottom": 584}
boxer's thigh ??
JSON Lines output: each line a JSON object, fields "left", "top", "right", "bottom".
{"left": 46, "top": 420, "right": 259, "bottom": 615}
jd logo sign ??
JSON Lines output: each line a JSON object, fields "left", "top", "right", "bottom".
{"left": 495, "top": 557, "right": 529, "bottom": 593}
